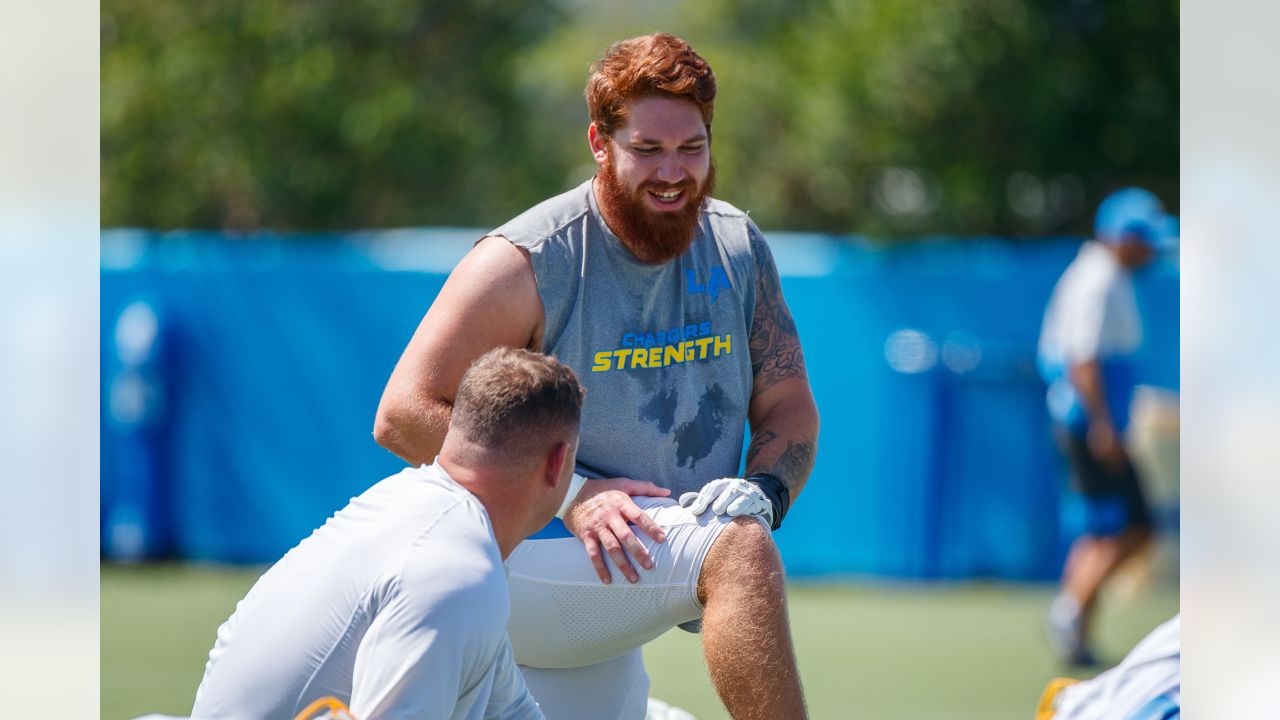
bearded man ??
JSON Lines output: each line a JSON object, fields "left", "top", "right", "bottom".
{"left": 374, "top": 33, "right": 819, "bottom": 720}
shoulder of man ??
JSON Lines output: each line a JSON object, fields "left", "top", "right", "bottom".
{"left": 385, "top": 478, "right": 507, "bottom": 590}
{"left": 489, "top": 180, "right": 594, "bottom": 250}
{"left": 701, "top": 196, "right": 773, "bottom": 253}
{"left": 1077, "top": 241, "right": 1123, "bottom": 278}
{"left": 701, "top": 195, "right": 750, "bottom": 221}
{"left": 700, "top": 196, "right": 767, "bottom": 293}
{"left": 1055, "top": 243, "right": 1118, "bottom": 297}
{"left": 390, "top": 524, "right": 509, "bottom": 622}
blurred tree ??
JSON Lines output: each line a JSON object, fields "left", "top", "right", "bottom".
{"left": 102, "top": 0, "right": 563, "bottom": 230}
{"left": 689, "top": 0, "right": 1178, "bottom": 236}
{"left": 102, "top": 0, "right": 1176, "bottom": 237}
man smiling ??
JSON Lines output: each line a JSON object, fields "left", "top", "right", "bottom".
{"left": 375, "top": 33, "right": 819, "bottom": 720}
{"left": 589, "top": 94, "right": 717, "bottom": 264}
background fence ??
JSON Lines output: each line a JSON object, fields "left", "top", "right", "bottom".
{"left": 101, "top": 229, "right": 1178, "bottom": 580}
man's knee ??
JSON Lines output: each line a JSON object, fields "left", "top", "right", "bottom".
{"left": 698, "top": 516, "right": 781, "bottom": 605}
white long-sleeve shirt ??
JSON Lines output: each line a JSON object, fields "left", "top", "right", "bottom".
{"left": 192, "top": 462, "right": 543, "bottom": 720}
{"left": 1052, "top": 615, "right": 1179, "bottom": 719}
{"left": 1039, "top": 241, "right": 1142, "bottom": 368}
{"left": 1037, "top": 241, "right": 1144, "bottom": 432}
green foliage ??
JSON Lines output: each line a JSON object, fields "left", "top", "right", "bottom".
{"left": 694, "top": 0, "right": 1178, "bottom": 236}
{"left": 103, "top": 0, "right": 1177, "bottom": 237}
{"left": 102, "top": 0, "right": 563, "bottom": 229}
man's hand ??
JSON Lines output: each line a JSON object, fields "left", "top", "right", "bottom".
{"left": 679, "top": 477, "right": 774, "bottom": 527}
{"left": 562, "top": 479, "right": 670, "bottom": 585}
{"left": 1087, "top": 421, "right": 1129, "bottom": 472}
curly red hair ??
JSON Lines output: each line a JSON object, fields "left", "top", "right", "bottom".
{"left": 585, "top": 33, "right": 716, "bottom": 138}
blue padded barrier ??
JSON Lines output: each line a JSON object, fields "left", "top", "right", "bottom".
{"left": 102, "top": 230, "right": 1177, "bottom": 578}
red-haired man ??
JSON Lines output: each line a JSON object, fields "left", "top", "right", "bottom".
{"left": 375, "top": 33, "right": 818, "bottom": 720}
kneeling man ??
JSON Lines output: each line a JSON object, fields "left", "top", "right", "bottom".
{"left": 192, "top": 348, "right": 662, "bottom": 719}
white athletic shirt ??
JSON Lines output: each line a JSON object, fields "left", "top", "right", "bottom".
{"left": 1038, "top": 241, "right": 1142, "bottom": 367}
{"left": 191, "top": 462, "right": 543, "bottom": 720}
{"left": 1052, "top": 614, "right": 1179, "bottom": 719}
{"left": 1037, "top": 241, "right": 1144, "bottom": 432}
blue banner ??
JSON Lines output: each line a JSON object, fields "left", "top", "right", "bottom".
{"left": 102, "top": 230, "right": 1178, "bottom": 579}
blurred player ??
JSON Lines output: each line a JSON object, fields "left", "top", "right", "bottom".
{"left": 374, "top": 33, "right": 819, "bottom": 720}
{"left": 192, "top": 348, "right": 662, "bottom": 719}
{"left": 1037, "top": 188, "right": 1176, "bottom": 666}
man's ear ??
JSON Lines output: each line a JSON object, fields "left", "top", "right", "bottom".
{"left": 544, "top": 440, "right": 570, "bottom": 489}
{"left": 588, "top": 123, "right": 608, "bottom": 165}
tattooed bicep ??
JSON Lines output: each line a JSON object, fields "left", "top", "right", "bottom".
{"left": 748, "top": 231, "right": 808, "bottom": 388}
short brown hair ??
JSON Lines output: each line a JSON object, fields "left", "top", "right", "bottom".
{"left": 585, "top": 33, "right": 716, "bottom": 138}
{"left": 451, "top": 347, "right": 585, "bottom": 451}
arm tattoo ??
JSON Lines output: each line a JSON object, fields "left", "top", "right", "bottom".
{"left": 744, "top": 430, "right": 777, "bottom": 469}
{"left": 775, "top": 439, "right": 816, "bottom": 488}
{"left": 745, "top": 431, "right": 816, "bottom": 490}
{"left": 748, "top": 232, "right": 808, "bottom": 389}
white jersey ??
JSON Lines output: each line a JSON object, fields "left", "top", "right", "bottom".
{"left": 1037, "top": 241, "right": 1144, "bottom": 432}
{"left": 1038, "top": 241, "right": 1142, "bottom": 367}
{"left": 192, "top": 462, "right": 542, "bottom": 720}
{"left": 1052, "top": 615, "right": 1180, "bottom": 719}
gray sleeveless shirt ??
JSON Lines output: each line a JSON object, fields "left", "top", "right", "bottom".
{"left": 490, "top": 179, "right": 759, "bottom": 498}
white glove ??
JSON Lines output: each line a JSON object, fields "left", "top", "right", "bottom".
{"left": 646, "top": 697, "right": 697, "bottom": 720}
{"left": 678, "top": 477, "right": 774, "bottom": 527}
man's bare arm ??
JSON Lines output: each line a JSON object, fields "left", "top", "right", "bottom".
{"left": 744, "top": 233, "right": 819, "bottom": 500}
{"left": 373, "top": 236, "right": 544, "bottom": 466}
{"left": 1069, "top": 359, "right": 1111, "bottom": 429}
{"left": 1069, "top": 358, "right": 1127, "bottom": 468}
{"left": 373, "top": 236, "right": 667, "bottom": 583}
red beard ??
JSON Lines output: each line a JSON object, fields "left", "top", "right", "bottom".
{"left": 595, "top": 150, "right": 716, "bottom": 264}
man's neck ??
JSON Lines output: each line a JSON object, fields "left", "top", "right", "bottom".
{"left": 436, "top": 453, "right": 529, "bottom": 560}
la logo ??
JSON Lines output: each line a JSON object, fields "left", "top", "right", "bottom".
{"left": 686, "top": 267, "right": 731, "bottom": 304}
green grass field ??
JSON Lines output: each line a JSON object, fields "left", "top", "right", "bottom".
{"left": 102, "top": 564, "right": 1177, "bottom": 719}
